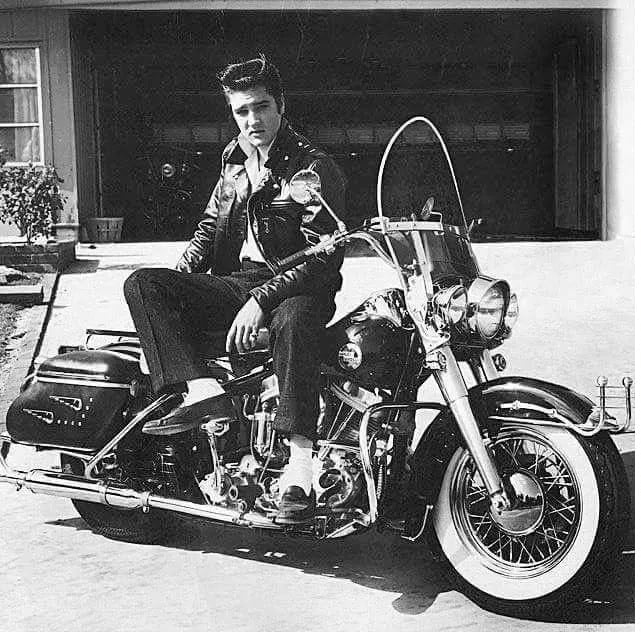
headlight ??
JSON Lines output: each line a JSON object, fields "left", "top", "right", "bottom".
{"left": 467, "top": 277, "right": 510, "bottom": 340}
{"left": 433, "top": 285, "right": 467, "bottom": 329}
{"left": 504, "top": 292, "right": 519, "bottom": 331}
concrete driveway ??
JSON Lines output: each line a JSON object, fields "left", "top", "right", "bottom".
{"left": 0, "top": 238, "right": 634, "bottom": 631}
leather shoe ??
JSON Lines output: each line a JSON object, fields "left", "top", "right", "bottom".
{"left": 275, "top": 486, "right": 316, "bottom": 524}
{"left": 142, "top": 394, "right": 235, "bottom": 436}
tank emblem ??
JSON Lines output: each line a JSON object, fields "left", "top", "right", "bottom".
{"left": 338, "top": 343, "right": 363, "bottom": 371}
{"left": 49, "top": 396, "right": 83, "bottom": 411}
{"left": 23, "top": 409, "right": 54, "bottom": 424}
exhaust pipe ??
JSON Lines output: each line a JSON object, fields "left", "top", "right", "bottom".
{"left": 0, "top": 446, "right": 280, "bottom": 530}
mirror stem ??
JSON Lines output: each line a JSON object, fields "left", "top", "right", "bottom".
{"left": 309, "top": 189, "right": 347, "bottom": 233}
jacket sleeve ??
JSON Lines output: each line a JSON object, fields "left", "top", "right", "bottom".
{"left": 175, "top": 171, "right": 222, "bottom": 273}
{"left": 249, "top": 156, "right": 347, "bottom": 313}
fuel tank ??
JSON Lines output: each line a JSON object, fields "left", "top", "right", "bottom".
{"left": 323, "top": 288, "right": 413, "bottom": 390}
{"left": 6, "top": 350, "right": 141, "bottom": 452}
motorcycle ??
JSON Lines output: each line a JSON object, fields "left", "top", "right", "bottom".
{"left": 0, "top": 117, "right": 632, "bottom": 617}
{"left": 137, "top": 146, "right": 202, "bottom": 240}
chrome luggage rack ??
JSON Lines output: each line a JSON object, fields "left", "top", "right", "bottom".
{"left": 586, "top": 376, "right": 634, "bottom": 435}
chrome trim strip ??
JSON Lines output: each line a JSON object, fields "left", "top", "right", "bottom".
{"left": 384, "top": 221, "right": 465, "bottom": 237}
{"left": 3, "top": 440, "right": 96, "bottom": 454}
{"left": 492, "top": 400, "right": 624, "bottom": 437}
{"left": 37, "top": 376, "right": 131, "bottom": 389}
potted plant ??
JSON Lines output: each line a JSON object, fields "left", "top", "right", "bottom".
{"left": 0, "top": 148, "right": 65, "bottom": 244}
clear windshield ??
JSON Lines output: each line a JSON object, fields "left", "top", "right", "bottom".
{"left": 377, "top": 117, "right": 467, "bottom": 228}
{"left": 374, "top": 117, "right": 479, "bottom": 283}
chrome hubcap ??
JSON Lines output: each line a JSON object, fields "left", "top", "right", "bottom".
{"left": 490, "top": 470, "right": 544, "bottom": 536}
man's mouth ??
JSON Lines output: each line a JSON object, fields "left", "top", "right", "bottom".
{"left": 249, "top": 130, "right": 265, "bottom": 136}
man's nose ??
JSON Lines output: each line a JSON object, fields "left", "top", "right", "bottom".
{"left": 247, "top": 110, "right": 260, "bottom": 126}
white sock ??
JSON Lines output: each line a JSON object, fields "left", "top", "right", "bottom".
{"left": 280, "top": 437, "right": 313, "bottom": 496}
{"left": 182, "top": 378, "right": 225, "bottom": 407}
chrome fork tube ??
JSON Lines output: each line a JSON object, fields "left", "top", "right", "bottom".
{"left": 434, "top": 346, "right": 509, "bottom": 512}
{"left": 478, "top": 349, "right": 499, "bottom": 381}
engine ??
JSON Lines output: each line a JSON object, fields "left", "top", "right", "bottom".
{"left": 194, "top": 374, "right": 384, "bottom": 517}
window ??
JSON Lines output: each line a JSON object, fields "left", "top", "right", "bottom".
{"left": 0, "top": 46, "right": 43, "bottom": 164}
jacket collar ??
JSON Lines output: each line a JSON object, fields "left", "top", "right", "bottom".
{"left": 224, "top": 117, "right": 299, "bottom": 170}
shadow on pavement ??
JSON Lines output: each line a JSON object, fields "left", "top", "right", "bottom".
{"left": 48, "top": 514, "right": 635, "bottom": 623}
{"left": 62, "top": 259, "right": 100, "bottom": 274}
{"left": 61, "top": 259, "right": 148, "bottom": 273}
{"left": 171, "top": 524, "right": 450, "bottom": 616}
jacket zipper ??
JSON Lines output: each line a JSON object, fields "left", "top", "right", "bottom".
{"left": 247, "top": 198, "right": 277, "bottom": 274}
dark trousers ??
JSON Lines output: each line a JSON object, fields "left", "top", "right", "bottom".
{"left": 123, "top": 265, "right": 335, "bottom": 441}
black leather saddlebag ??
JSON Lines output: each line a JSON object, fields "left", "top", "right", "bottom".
{"left": 6, "top": 350, "right": 141, "bottom": 452}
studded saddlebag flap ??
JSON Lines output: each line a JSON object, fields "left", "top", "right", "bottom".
{"left": 6, "top": 350, "right": 140, "bottom": 452}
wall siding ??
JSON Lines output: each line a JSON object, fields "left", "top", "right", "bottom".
{"left": 0, "top": 9, "right": 77, "bottom": 234}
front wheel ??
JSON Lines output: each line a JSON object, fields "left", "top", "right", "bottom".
{"left": 432, "top": 423, "right": 630, "bottom": 617}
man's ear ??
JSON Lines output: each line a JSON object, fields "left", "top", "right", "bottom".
{"left": 279, "top": 96, "right": 286, "bottom": 115}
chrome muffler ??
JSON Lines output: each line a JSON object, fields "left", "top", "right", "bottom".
{"left": 0, "top": 444, "right": 280, "bottom": 530}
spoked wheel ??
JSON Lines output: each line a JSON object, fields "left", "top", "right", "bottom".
{"left": 433, "top": 424, "right": 629, "bottom": 617}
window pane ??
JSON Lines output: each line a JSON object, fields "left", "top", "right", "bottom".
{"left": 0, "top": 48, "right": 37, "bottom": 84}
{"left": 0, "top": 126, "right": 40, "bottom": 162}
{"left": 0, "top": 88, "right": 39, "bottom": 123}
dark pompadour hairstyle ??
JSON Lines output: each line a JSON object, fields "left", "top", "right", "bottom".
{"left": 218, "top": 54, "right": 284, "bottom": 109}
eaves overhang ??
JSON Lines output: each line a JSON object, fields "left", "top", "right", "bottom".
{"left": 0, "top": 0, "right": 629, "bottom": 10}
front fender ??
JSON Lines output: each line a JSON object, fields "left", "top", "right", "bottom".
{"left": 468, "top": 376, "right": 595, "bottom": 426}
{"left": 411, "top": 376, "right": 595, "bottom": 506}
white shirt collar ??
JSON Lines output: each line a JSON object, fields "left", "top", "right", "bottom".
{"left": 237, "top": 135, "right": 274, "bottom": 164}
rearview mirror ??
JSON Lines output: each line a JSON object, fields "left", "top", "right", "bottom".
{"left": 289, "top": 169, "right": 321, "bottom": 205}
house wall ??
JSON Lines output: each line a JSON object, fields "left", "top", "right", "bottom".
{"left": 0, "top": 3, "right": 635, "bottom": 240}
{"left": 603, "top": 7, "right": 634, "bottom": 238}
{"left": 0, "top": 8, "right": 78, "bottom": 237}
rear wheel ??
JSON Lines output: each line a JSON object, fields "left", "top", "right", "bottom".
{"left": 61, "top": 455, "right": 170, "bottom": 544}
{"left": 432, "top": 424, "right": 630, "bottom": 617}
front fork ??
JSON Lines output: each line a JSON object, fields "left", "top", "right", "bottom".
{"left": 432, "top": 346, "right": 510, "bottom": 513}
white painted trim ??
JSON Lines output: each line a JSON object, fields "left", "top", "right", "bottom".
{"left": 0, "top": 0, "right": 628, "bottom": 10}
{"left": 0, "top": 44, "right": 45, "bottom": 165}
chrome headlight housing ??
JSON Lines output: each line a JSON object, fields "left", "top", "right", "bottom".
{"left": 467, "top": 277, "right": 511, "bottom": 340}
{"left": 432, "top": 285, "right": 468, "bottom": 329}
{"left": 504, "top": 292, "right": 519, "bottom": 332}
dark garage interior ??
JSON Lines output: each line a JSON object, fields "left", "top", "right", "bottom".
{"left": 70, "top": 9, "right": 602, "bottom": 242}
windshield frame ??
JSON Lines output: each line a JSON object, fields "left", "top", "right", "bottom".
{"left": 376, "top": 116, "right": 469, "bottom": 231}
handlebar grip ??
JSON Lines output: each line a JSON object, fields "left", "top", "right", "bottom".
{"left": 274, "top": 245, "right": 318, "bottom": 273}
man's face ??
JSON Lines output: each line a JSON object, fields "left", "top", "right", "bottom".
{"left": 228, "top": 86, "right": 282, "bottom": 149}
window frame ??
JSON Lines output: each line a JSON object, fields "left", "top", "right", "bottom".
{"left": 0, "top": 44, "right": 45, "bottom": 166}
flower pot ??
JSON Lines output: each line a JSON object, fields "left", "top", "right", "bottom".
{"left": 52, "top": 223, "right": 80, "bottom": 242}
{"left": 85, "top": 217, "right": 124, "bottom": 243}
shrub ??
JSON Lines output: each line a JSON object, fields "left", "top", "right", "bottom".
{"left": 0, "top": 150, "right": 65, "bottom": 244}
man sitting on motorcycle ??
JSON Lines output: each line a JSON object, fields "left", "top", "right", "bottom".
{"left": 124, "top": 55, "right": 346, "bottom": 524}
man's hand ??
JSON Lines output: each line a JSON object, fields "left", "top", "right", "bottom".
{"left": 226, "top": 297, "right": 266, "bottom": 354}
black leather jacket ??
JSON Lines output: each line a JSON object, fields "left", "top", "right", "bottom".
{"left": 176, "top": 119, "right": 347, "bottom": 313}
